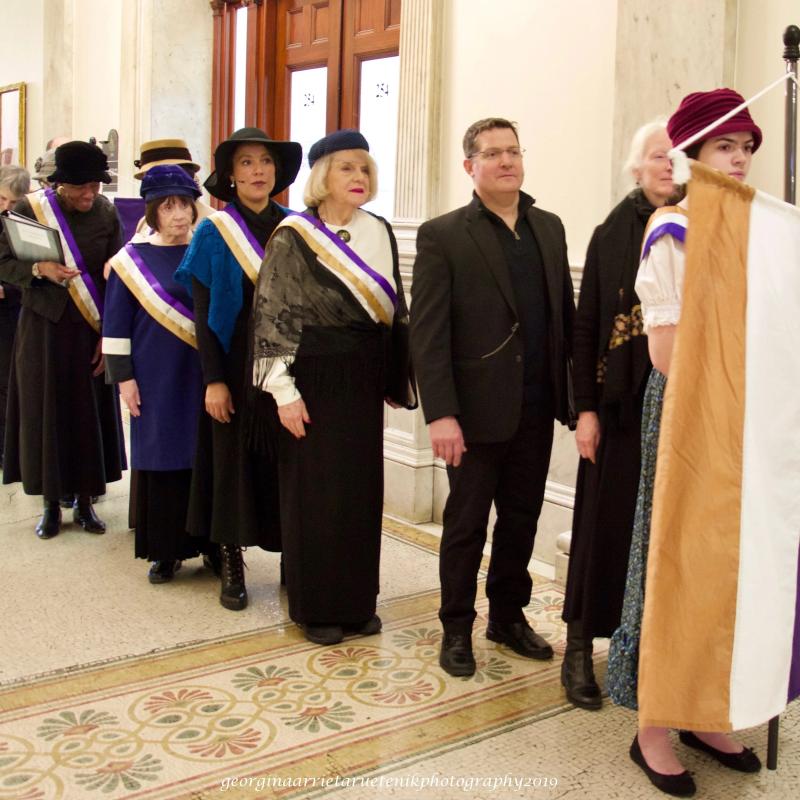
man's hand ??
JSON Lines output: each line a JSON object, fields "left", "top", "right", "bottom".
{"left": 428, "top": 416, "right": 467, "bottom": 467}
{"left": 278, "top": 397, "right": 311, "bottom": 439}
{"left": 119, "top": 378, "right": 141, "bottom": 417}
{"left": 91, "top": 339, "right": 105, "bottom": 377}
{"left": 575, "top": 410, "right": 601, "bottom": 464}
{"left": 205, "top": 382, "right": 235, "bottom": 423}
{"left": 37, "top": 261, "right": 79, "bottom": 284}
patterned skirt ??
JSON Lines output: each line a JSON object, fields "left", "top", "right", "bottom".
{"left": 606, "top": 369, "right": 667, "bottom": 710}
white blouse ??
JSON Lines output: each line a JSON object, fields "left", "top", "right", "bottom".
{"left": 635, "top": 200, "right": 688, "bottom": 333}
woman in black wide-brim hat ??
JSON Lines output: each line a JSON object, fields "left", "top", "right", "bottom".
{"left": 175, "top": 127, "right": 301, "bottom": 610}
{"left": 0, "top": 141, "right": 125, "bottom": 537}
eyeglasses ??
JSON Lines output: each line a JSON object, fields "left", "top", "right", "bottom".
{"left": 469, "top": 147, "right": 526, "bottom": 161}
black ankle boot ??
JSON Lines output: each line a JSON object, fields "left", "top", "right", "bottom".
{"left": 220, "top": 545, "right": 247, "bottom": 610}
{"left": 36, "top": 500, "right": 62, "bottom": 539}
{"left": 561, "top": 621, "right": 602, "bottom": 710}
{"left": 73, "top": 495, "right": 106, "bottom": 534}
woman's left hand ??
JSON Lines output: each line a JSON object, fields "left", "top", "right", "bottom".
{"left": 119, "top": 379, "right": 141, "bottom": 417}
{"left": 91, "top": 339, "right": 105, "bottom": 377}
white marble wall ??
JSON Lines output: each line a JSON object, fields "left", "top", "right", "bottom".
{"left": 611, "top": 0, "right": 737, "bottom": 202}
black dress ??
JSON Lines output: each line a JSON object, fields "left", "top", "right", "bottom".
{"left": 252, "top": 209, "right": 416, "bottom": 625}
{"left": 0, "top": 194, "right": 125, "bottom": 499}
{"left": 180, "top": 200, "right": 282, "bottom": 550}
{"left": 562, "top": 190, "right": 654, "bottom": 638}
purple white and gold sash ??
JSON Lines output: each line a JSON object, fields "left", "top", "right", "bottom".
{"left": 276, "top": 212, "right": 397, "bottom": 325}
{"left": 107, "top": 244, "right": 197, "bottom": 349}
{"left": 641, "top": 205, "right": 689, "bottom": 262}
{"left": 27, "top": 188, "right": 105, "bottom": 332}
{"left": 208, "top": 206, "right": 264, "bottom": 285}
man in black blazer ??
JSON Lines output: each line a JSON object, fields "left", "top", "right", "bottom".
{"left": 410, "top": 117, "right": 575, "bottom": 676}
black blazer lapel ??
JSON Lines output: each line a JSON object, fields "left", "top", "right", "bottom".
{"left": 465, "top": 208, "right": 518, "bottom": 317}
{"left": 526, "top": 207, "right": 562, "bottom": 312}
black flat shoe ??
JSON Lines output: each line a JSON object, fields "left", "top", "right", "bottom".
{"left": 439, "top": 632, "right": 476, "bottom": 677}
{"left": 630, "top": 736, "right": 696, "bottom": 797}
{"left": 36, "top": 503, "right": 62, "bottom": 539}
{"left": 301, "top": 623, "right": 344, "bottom": 645}
{"left": 148, "top": 560, "right": 181, "bottom": 584}
{"left": 678, "top": 730, "right": 761, "bottom": 773}
{"left": 486, "top": 620, "right": 553, "bottom": 660}
{"left": 72, "top": 501, "right": 106, "bottom": 534}
{"left": 344, "top": 615, "right": 382, "bottom": 637}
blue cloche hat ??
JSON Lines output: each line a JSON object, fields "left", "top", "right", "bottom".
{"left": 140, "top": 164, "right": 201, "bottom": 203}
{"left": 308, "top": 129, "right": 370, "bottom": 168}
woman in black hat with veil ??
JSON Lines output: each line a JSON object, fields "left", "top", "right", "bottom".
{"left": 0, "top": 141, "right": 125, "bottom": 537}
{"left": 175, "top": 127, "right": 301, "bottom": 610}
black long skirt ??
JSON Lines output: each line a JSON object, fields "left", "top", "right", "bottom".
{"left": 134, "top": 469, "right": 208, "bottom": 561}
{"left": 2, "top": 308, "right": 124, "bottom": 499}
{"left": 280, "top": 327, "right": 385, "bottom": 626}
{"left": 562, "top": 392, "right": 646, "bottom": 639}
{"left": 186, "top": 320, "right": 281, "bottom": 550}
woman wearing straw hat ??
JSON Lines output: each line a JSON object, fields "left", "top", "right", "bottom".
{"left": 175, "top": 127, "right": 302, "bottom": 610}
{"left": 608, "top": 89, "right": 764, "bottom": 797}
{"left": 0, "top": 141, "right": 125, "bottom": 538}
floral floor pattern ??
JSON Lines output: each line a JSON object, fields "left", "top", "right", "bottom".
{"left": 0, "top": 575, "right": 605, "bottom": 800}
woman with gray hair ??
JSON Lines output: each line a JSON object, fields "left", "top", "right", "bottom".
{"left": 0, "top": 165, "right": 31, "bottom": 467}
{"left": 252, "top": 130, "right": 416, "bottom": 645}
{"left": 560, "top": 119, "right": 675, "bottom": 709}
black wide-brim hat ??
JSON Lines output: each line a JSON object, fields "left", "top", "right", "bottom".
{"left": 204, "top": 127, "right": 302, "bottom": 201}
{"left": 49, "top": 141, "right": 112, "bottom": 185}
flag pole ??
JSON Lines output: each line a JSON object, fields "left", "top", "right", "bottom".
{"left": 783, "top": 25, "right": 799, "bottom": 204}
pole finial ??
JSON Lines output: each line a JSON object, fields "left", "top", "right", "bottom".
{"left": 784, "top": 25, "right": 800, "bottom": 60}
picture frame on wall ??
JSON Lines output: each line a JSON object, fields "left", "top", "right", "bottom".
{"left": 0, "top": 82, "right": 26, "bottom": 167}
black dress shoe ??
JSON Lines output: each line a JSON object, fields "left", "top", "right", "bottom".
{"left": 630, "top": 735, "right": 696, "bottom": 797}
{"left": 439, "top": 632, "right": 476, "bottom": 677}
{"left": 678, "top": 730, "right": 761, "bottom": 773}
{"left": 148, "top": 560, "right": 181, "bottom": 584}
{"left": 344, "top": 615, "right": 382, "bottom": 637}
{"left": 72, "top": 501, "right": 106, "bottom": 533}
{"left": 486, "top": 620, "right": 553, "bottom": 660}
{"left": 301, "top": 623, "right": 344, "bottom": 645}
{"left": 36, "top": 502, "right": 62, "bottom": 539}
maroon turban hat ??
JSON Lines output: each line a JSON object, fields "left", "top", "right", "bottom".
{"left": 667, "top": 88, "right": 763, "bottom": 152}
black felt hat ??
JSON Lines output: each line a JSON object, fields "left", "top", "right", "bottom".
{"left": 50, "top": 141, "right": 112, "bottom": 184}
{"left": 307, "top": 129, "right": 369, "bottom": 167}
{"left": 204, "top": 127, "right": 302, "bottom": 201}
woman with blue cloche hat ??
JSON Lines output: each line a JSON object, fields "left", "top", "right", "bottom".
{"left": 103, "top": 165, "right": 214, "bottom": 584}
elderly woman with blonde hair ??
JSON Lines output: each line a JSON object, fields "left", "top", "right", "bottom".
{"left": 252, "top": 129, "right": 416, "bottom": 645}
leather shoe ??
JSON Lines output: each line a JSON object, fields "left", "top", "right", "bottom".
{"left": 148, "top": 560, "right": 181, "bottom": 584}
{"left": 344, "top": 615, "right": 382, "bottom": 637}
{"left": 630, "top": 735, "right": 696, "bottom": 797}
{"left": 301, "top": 624, "right": 344, "bottom": 645}
{"left": 561, "top": 621, "right": 602, "bottom": 710}
{"left": 36, "top": 502, "right": 61, "bottom": 539}
{"left": 486, "top": 620, "right": 553, "bottom": 660}
{"left": 678, "top": 730, "right": 761, "bottom": 773}
{"left": 73, "top": 501, "right": 106, "bottom": 534}
{"left": 439, "top": 632, "right": 476, "bottom": 677}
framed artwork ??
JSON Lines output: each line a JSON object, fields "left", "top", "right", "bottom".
{"left": 0, "top": 82, "right": 26, "bottom": 167}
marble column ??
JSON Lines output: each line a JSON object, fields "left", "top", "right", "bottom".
{"left": 383, "top": 0, "right": 444, "bottom": 522}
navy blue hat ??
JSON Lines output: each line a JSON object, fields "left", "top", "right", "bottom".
{"left": 140, "top": 165, "right": 201, "bottom": 203}
{"left": 308, "top": 129, "right": 370, "bottom": 168}
{"left": 50, "top": 141, "right": 111, "bottom": 184}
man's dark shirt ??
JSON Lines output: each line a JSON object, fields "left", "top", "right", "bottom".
{"left": 477, "top": 192, "right": 552, "bottom": 410}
